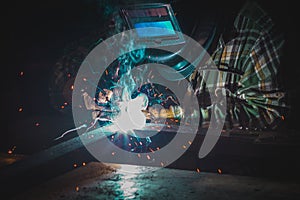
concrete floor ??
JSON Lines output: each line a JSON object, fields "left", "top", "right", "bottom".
{"left": 10, "top": 162, "right": 300, "bottom": 200}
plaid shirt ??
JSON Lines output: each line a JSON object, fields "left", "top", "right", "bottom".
{"left": 190, "top": 1, "right": 287, "bottom": 130}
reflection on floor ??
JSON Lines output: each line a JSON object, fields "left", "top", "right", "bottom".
{"left": 11, "top": 162, "right": 300, "bottom": 200}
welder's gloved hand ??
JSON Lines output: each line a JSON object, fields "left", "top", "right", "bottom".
{"left": 97, "top": 89, "right": 113, "bottom": 104}
{"left": 83, "top": 92, "right": 100, "bottom": 110}
{"left": 82, "top": 90, "right": 113, "bottom": 120}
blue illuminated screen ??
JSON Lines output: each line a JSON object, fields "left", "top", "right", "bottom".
{"left": 134, "top": 21, "right": 176, "bottom": 37}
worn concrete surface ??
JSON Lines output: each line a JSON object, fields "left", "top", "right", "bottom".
{"left": 10, "top": 162, "right": 300, "bottom": 200}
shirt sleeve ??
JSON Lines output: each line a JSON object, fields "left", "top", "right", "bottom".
{"left": 199, "top": 30, "right": 287, "bottom": 130}
{"left": 232, "top": 30, "right": 287, "bottom": 129}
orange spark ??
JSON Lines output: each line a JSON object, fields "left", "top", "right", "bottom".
{"left": 217, "top": 169, "right": 222, "bottom": 174}
{"left": 75, "top": 186, "right": 79, "bottom": 192}
{"left": 18, "top": 107, "right": 23, "bottom": 112}
{"left": 196, "top": 168, "right": 200, "bottom": 173}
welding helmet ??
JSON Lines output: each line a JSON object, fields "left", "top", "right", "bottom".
{"left": 100, "top": 1, "right": 224, "bottom": 82}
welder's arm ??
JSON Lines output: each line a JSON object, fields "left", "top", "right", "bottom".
{"left": 225, "top": 45, "right": 287, "bottom": 129}
{"left": 196, "top": 34, "right": 287, "bottom": 130}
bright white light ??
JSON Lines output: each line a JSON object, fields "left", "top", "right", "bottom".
{"left": 114, "top": 93, "right": 148, "bottom": 133}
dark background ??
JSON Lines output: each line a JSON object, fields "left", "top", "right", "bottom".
{"left": 1, "top": 0, "right": 299, "bottom": 155}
